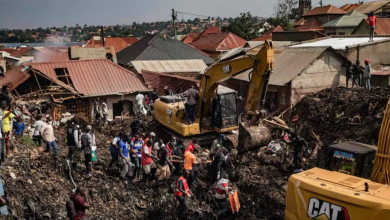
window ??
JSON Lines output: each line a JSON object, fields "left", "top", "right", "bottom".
{"left": 54, "top": 68, "right": 73, "bottom": 85}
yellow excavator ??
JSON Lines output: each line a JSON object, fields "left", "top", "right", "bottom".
{"left": 153, "top": 41, "right": 274, "bottom": 152}
{"left": 285, "top": 98, "right": 390, "bottom": 218}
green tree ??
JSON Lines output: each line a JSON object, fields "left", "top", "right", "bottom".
{"left": 222, "top": 12, "right": 260, "bottom": 40}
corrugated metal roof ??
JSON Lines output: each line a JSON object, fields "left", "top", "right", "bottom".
{"left": 355, "top": 0, "right": 390, "bottom": 14}
{"left": 192, "top": 26, "right": 221, "bottom": 42}
{"left": 26, "top": 59, "right": 148, "bottom": 96}
{"left": 182, "top": 33, "right": 199, "bottom": 44}
{"left": 142, "top": 70, "right": 234, "bottom": 96}
{"left": 85, "top": 37, "right": 138, "bottom": 53}
{"left": 340, "top": 3, "right": 363, "bottom": 13}
{"left": 131, "top": 59, "right": 207, "bottom": 74}
{"left": 142, "top": 70, "right": 199, "bottom": 96}
{"left": 303, "top": 5, "right": 346, "bottom": 16}
{"left": 292, "top": 37, "right": 390, "bottom": 49}
{"left": 117, "top": 35, "right": 215, "bottom": 65}
{"left": 322, "top": 10, "right": 367, "bottom": 27}
{"left": 0, "top": 66, "right": 31, "bottom": 91}
{"left": 191, "top": 32, "right": 247, "bottom": 51}
{"left": 234, "top": 47, "right": 328, "bottom": 86}
{"left": 295, "top": 19, "right": 324, "bottom": 31}
{"left": 0, "top": 47, "right": 33, "bottom": 57}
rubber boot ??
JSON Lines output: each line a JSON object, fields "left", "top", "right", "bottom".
{"left": 145, "top": 174, "right": 150, "bottom": 185}
{"left": 150, "top": 168, "right": 157, "bottom": 180}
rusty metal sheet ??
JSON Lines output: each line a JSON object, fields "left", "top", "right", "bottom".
{"left": 303, "top": 5, "right": 346, "bottom": 17}
{"left": 26, "top": 59, "right": 149, "bottom": 96}
{"left": 355, "top": 0, "right": 389, "bottom": 14}
{"left": 0, "top": 66, "right": 31, "bottom": 91}
{"left": 191, "top": 33, "right": 246, "bottom": 51}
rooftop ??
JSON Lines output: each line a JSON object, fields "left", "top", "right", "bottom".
{"left": 295, "top": 19, "right": 324, "bottom": 31}
{"left": 182, "top": 33, "right": 200, "bottom": 44}
{"left": 85, "top": 36, "right": 138, "bottom": 53}
{"left": 354, "top": 18, "right": 390, "bottom": 35}
{"left": 339, "top": 3, "right": 363, "bottom": 13}
{"left": 302, "top": 5, "right": 347, "bottom": 17}
{"left": 355, "top": 0, "right": 390, "bottom": 14}
{"left": 192, "top": 26, "right": 221, "bottom": 42}
{"left": 0, "top": 47, "right": 33, "bottom": 57}
{"left": 292, "top": 37, "right": 390, "bottom": 49}
{"left": 117, "top": 35, "right": 214, "bottom": 65}
{"left": 234, "top": 47, "right": 330, "bottom": 86}
{"left": 191, "top": 32, "right": 247, "bottom": 51}
{"left": 25, "top": 59, "right": 148, "bottom": 96}
{"left": 322, "top": 10, "right": 367, "bottom": 28}
{"left": 130, "top": 59, "right": 207, "bottom": 74}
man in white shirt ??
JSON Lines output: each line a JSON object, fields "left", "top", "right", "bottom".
{"left": 33, "top": 115, "right": 45, "bottom": 147}
{"left": 101, "top": 102, "right": 108, "bottom": 125}
{"left": 135, "top": 93, "right": 145, "bottom": 113}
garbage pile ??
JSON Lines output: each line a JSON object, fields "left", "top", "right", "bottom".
{"left": 291, "top": 87, "right": 389, "bottom": 147}
{"left": 0, "top": 118, "right": 295, "bottom": 220}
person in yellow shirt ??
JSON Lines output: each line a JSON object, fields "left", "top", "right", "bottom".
{"left": 0, "top": 100, "right": 22, "bottom": 157}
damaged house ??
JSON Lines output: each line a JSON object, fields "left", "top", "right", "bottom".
{"left": 1, "top": 59, "right": 149, "bottom": 121}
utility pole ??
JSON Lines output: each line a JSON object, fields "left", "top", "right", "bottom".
{"left": 319, "top": 0, "right": 323, "bottom": 6}
{"left": 217, "top": 16, "right": 221, "bottom": 32}
{"left": 172, "top": 9, "right": 177, "bottom": 40}
{"left": 101, "top": 26, "right": 105, "bottom": 46}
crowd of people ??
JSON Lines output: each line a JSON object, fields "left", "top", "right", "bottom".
{"left": 64, "top": 117, "right": 236, "bottom": 219}
{"left": 344, "top": 59, "right": 372, "bottom": 90}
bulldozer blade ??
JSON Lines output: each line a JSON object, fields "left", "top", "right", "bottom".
{"left": 238, "top": 121, "right": 271, "bottom": 153}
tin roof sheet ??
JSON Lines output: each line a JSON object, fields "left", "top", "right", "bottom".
{"left": 303, "top": 5, "right": 346, "bottom": 16}
{"left": 322, "top": 10, "right": 367, "bottom": 28}
{"left": 142, "top": 70, "right": 234, "bottom": 96}
{"left": 292, "top": 37, "right": 390, "bottom": 49}
{"left": 0, "top": 47, "right": 33, "bottom": 57}
{"left": 234, "top": 47, "right": 328, "bottom": 86}
{"left": 26, "top": 59, "right": 148, "bottom": 96}
{"left": 340, "top": 3, "right": 363, "bottom": 12}
{"left": 117, "top": 35, "right": 215, "bottom": 65}
{"left": 355, "top": 0, "right": 390, "bottom": 14}
{"left": 373, "top": 18, "right": 390, "bottom": 35}
{"left": 191, "top": 32, "right": 247, "bottom": 51}
{"left": 0, "top": 66, "right": 31, "bottom": 91}
{"left": 131, "top": 59, "right": 207, "bottom": 74}
{"left": 182, "top": 33, "right": 199, "bottom": 44}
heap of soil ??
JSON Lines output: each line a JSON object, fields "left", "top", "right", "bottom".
{"left": 291, "top": 87, "right": 389, "bottom": 147}
{"left": 2, "top": 122, "right": 291, "bottom": 220}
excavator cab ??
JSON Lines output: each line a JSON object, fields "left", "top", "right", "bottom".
{"left": 317, "top": 141, "right": 377, "bottom": 179}
{"left": 210, "top": 88, "right": 238, "bottom": 130}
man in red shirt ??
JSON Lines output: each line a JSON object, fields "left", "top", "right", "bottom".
{"left": 175, "top": 170, "right": 191, "bottom": 217}
{"left": 185, "top": 139, "right": 198, "bottom": 154}
{"left": 368, "top": 11, "right": 377, "bottom": 42}
{"left": 70, "top": 187, "right": 89, "bottom": 220}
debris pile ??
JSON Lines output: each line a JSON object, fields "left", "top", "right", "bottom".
{"left": 291, "top": 87, "right": 389, "bottom": 147}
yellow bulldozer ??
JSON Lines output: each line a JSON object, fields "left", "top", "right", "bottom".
{"left": 285, "top": 95, "right": 390, "bottom": 219}
{"left": 153, "top": 41, "right": 275, "bottom": 152}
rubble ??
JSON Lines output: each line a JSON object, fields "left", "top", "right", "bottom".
{"left": 1, "top": 87, "right": 388, "bottom": 220}
{"left": 291, "top": 87, "right": 389, "bottom": 147}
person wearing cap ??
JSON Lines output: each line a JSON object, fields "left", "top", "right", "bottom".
{"left": 210, "top": 134, "right": 226, "bottom": 160}
{"left": 81, "top": 125, "right": 93, "bottom": 176}
{"left": 364, "top": 59, "right": 372, "bottom": 90}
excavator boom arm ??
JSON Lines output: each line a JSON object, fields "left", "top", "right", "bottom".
{"left": 196, "top": 41, "right": 274, "bottom": 123}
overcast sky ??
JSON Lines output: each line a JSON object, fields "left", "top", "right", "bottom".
{"left": 0, "top": 0, "right": 358, "bottom": 29}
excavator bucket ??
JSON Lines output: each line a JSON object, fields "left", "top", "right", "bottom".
{"left": 238, "top": 121, "right": 271, "bottom": 152}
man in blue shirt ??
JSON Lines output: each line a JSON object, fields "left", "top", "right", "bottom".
{"left": 118, "top": 135, "right": 132, "bottom": 180}
{"left": 130, "top": 134, "right": 144, "bottom": 180}
{"left": 13, "top": 118, "right": 25, "bottom": 139}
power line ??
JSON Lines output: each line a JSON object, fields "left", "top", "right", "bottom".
{"left": 177, "top": 11, "right": 219, "bottom": 19}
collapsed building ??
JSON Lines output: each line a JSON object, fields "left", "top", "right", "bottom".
{"left": 0, "top": 59, "right": 149, "bottom": 121}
